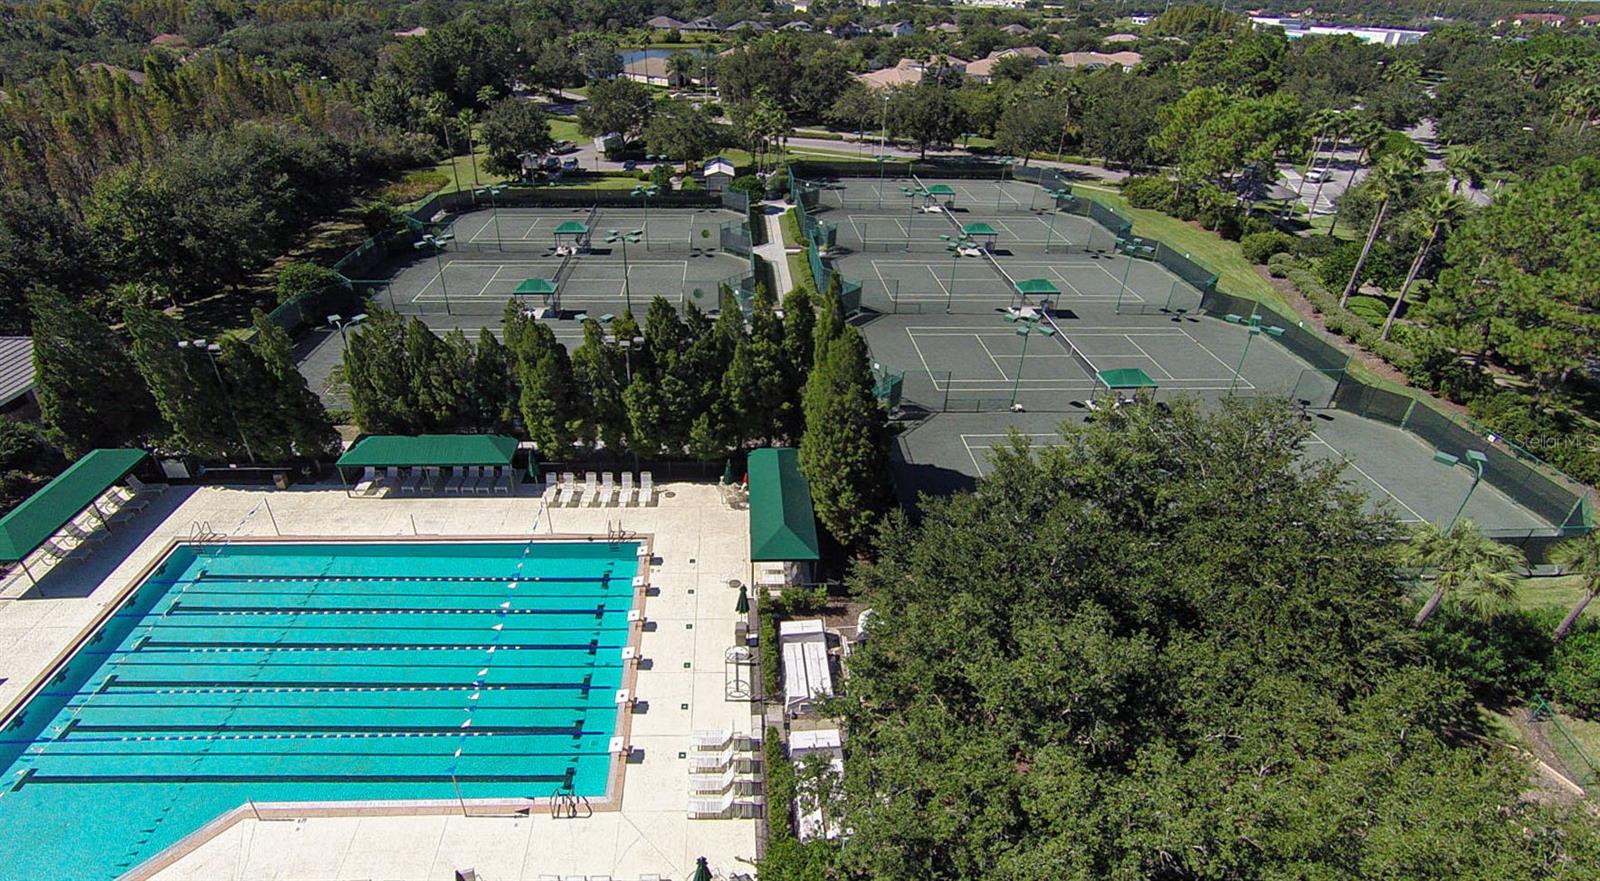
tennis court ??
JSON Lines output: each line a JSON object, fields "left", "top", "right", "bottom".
{"left": 814, "top": 175, "right": 1047, "bottom": 214}
{"left": 441, "top": 205, "right": 744, "bottom": 255}
{"left": 378, "top": 249, "right": 753, "bottom": 317}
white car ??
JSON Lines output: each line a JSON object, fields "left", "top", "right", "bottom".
{"left": 1304, "top": 168, "right": 1332, "bottom": 183}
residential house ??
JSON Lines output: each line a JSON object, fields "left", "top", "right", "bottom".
{"left": 856, "top": 55, "right": 967, "bottom": 90}
{"left": 958, "top": 0, "right": 1028, "bottom": 7}
{"left": 76, "top": 62, "right": 146, "bottom": 84}
{"left": 1000, "top": 23, "right": 1030, "bottom": 36}
{"left": 702, "top": 157, "right": 736, "bottom": 191}
{"left": 683, "top": 16, "right": 722, "bottom": 32}
{"left": 1058, "top": 50, "right": 1143, "bottom": 70}
{"left": 1496, "top": 13, "right": 1567, "bottom": 28}
{"left": 1128, "top": 14, "right": 1153, "bottom": 26}
{"left": 928, "top": 22, "right": 960, "bottom": 33}
{"left": 875, "top": 21, "right": 915, "bottom": 37}
{"left": 0, "top": 337, "right": 36, "bottom": 418}
{"left": 725, "top": 20, "right": 770, "bottom": 33}
{"left": 780, "top": 20, "right": 814, "bottom": 31}
{"left": 1579, "top": 14, "right": 1600, "bottom": 27}
{"left": 645, "top": 15, "right": 687, "bottom": 29}
{"left": 964, "top": 47, "right": 1051, "bottom": 82}
{"left": 149, "top": 33, "right": 188, "bottom": 48}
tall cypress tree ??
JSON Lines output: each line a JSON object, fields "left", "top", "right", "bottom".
{"left": 344, "top": 309, "right": 417, "bottom": 434}
{"left": 570, "top": 318, "right": 626, "bottom": 452}
{"left": 517, "top": 322, "right": 578, "bottom": 456}
{"left": 31, "top": 287, "right": 158, "bottom": 457}
{"left": 799, "top": 327, "right": 893, "bottom": 547}
{"left": 219, "top": 310, "right": 337, "bottom": 460}
{"left": 780, "top": 285, "right": 816, "bottom": 442}
{"left": 124, "top": 305, "right": 236, "bottom": 459}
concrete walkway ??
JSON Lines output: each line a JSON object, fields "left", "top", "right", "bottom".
{"left": 755, "top": 203, "right": 795, "bottom": 294}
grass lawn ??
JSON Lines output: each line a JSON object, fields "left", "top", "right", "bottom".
{"left": 1517, "top": 575, "right": 1590, "bottom": 614}
{"left": 1546, "top": 708, "right": 1600, "bottom": 791}
{"left": 779, "top": 208, "right": 801, "bottom": 248}
{"left": 550, "top": 116, "right": 582, "bottom": 143}
{"left": 1070, "top": 186, "right": 1288, "bottom": 312}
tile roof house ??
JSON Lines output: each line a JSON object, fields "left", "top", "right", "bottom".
{"left": 1499, "top": 12, "right": 1567, "bottom": 27}
{"left": 1058, "top": 50, "right": 1142, "bottom": 70}
{"left": 857, "top": 55, "right": 968, "bottom": 90}
{"left": 0, "top": 338, "right": 35, "bottom": 411}
{"left": 645, "top": 15, "right": 687, "bottom": 29}
{"left": 964, "top": 47, "right": 1052, "bottom": 82}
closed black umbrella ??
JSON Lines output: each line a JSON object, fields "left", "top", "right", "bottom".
{"left": 735, "top": 584, "right": 750, "bottom": 615}
{"left": 691, "top": 856, "right": 713, "bottom": 881}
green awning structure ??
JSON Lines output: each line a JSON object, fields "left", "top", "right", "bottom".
{"left": 962, "top": 222, "right": 998, "bottom": 236}
{"left": 514, "top": 278, "right": 558, "bottom": 295}
{"left": 337, "top": 435, "right": 518, "bottom": 469}
{"left": 747, "top": 448, "right": 820, "bottom": 562}
{"left": 925, "top": 184, "right": 956, "bottom": 196}
{"left": 1013, "top": 278, "right": 1060, "bottom": 295}
{"left": 1097, "top": 367, "right": 1159, "bottom": 390}
{"left": 552, "top": 221, "right": 590, "bottom": 235}
{"left": 0, "top": 448, "right": 149, "bottom": 562}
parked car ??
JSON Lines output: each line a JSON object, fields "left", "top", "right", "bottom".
{"left": 562, "top": 158, "right": 580, "bottom": 171}
{"left": 622, "top": 160, "right": 638, "bottom": 171}
{"left": 552, "top": 139, "right": 577, "bottom": 154}
{"left": 1304, "top": 168, "right": 1332, "bottom": 183}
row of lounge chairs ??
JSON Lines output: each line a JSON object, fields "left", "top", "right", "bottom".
{"left": 541, "top": 471, "right": 655, "bottom": 507}
{"left": 350, "top": 466, "right": 516, "bottom": 497}
{"left": 34, "top": 479, "right": 164, "bottom": 568}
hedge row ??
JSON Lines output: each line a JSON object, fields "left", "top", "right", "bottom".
{"left": 1269, "top": 253, "right": 1415, "bottom": 369}
{"left": 765, "top": 726, "right": 795, "bottom": 841}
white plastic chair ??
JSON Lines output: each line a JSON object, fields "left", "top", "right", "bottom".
{"left": 60, "top": 522, "right": 106, "bottom": 546}
{"left": 594, "top": 472, "right": 615, "bottom": 507}
{"left": 639, "top": 471, "right": 654, "bottom": 506}
{"left": 126, "top": 475, "right": 167, "bottom": 495}
{"left": 494, "top": 467, "right": 513, "bottom": 494}
{"left": 541, "top": 472, "right": 558, "bottom": 502}
{"left": 473, "top": 465, "right": 494, "bottom": 495}
{"left": 581, "top": 471, "right": 598, "bottom": 504}
{"left": 353, "top": 466, "right": 379, "bottom": 495}
{"left": 620, "top": 472, "right": 636, "bottom": 507}
{"left": 557, "top": 472, "right": 578, "bottom": 506}
{"left": 400, "top": 468, "right": 422, "bottom": 495}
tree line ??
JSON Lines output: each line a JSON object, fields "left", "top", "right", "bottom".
{"left": 343, "top": 284, "right": 892, "bottom": 546}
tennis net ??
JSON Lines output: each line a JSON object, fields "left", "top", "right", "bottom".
{"left": 941, "top": 205, "right": 1023, "bottom": 302}
{"left": 582, "top": 205, "right": 601, "bottom": 244}
{"left": 1042, "top": 309, "right": 1100, "bottom": 383}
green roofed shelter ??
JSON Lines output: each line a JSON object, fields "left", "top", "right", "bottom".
{"left": 925, "top": 184, "right": 956, "bottom": 196}
{"left": 338, "top": 435, "right": 517, "bottom": 469}
{"left": 552, "top": 221, "right": 590, "bottom": 235}
{"left": 0, "top": 448, "right": 149, "bottom": 568}
{"left": 514, "top": 278, "right": 558, "bottom": 296}
{"left": 747, "top": 448, "right": 820, "bottom": 564}
{"left": 961, "top": 222, "right": 998, "bottom": 236}
{"left": 1097, "top": 367, "right": 1158, "bottom": 391}
{"left": 1013, "top": 278, "right": 1059, "bottom": 296}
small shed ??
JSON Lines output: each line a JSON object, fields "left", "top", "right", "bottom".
{"left": 702, "top": 157, "right": 737, "bottom": 192}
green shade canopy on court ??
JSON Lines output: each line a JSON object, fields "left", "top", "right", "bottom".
{"left": 962, "top": 222, "right": 998, "bottom": 236}
{"left": 747, "top": 447, "right": 820, "bottom": 562}
{"left": 925, "top": 184, "right": 956, "bottom": 196}
{"left": 1013, "top": 278, "right": 1060, "bottom": 296}
{"left": 552, "top": 221, "right": 589, "bottom": 235}
{"left": 513, "top": 278, "right": 558, "bottom": 295}
{"left": 337, "top": 434, "right": 517, "bottom": 469}
{"left": 0, "top": 448, "right": 149, "bottom": 563}
{"left": 1097, "top": 367, "right": 1159, "bottom": 390}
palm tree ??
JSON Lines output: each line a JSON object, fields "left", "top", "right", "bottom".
{"left": 1401, "top": 520, "right": 1525, "bottom": 627}
{"left": 1383, "top": 190, "right": 1467, "bottom": 340}
{"left": 1326, "top": 116, "right": 1386, "bottom": 237}
{"left": 456, "top": 108, "right": 480, "bottom": 190}
{"left": 414, "top": 91, "right": 462, "bottom": 194}
{"left": 1339, "top": 152, "right": 1420, "bottom": 309}
{"left": 1298, "top": 109, "right": 1343, "bottom": 200}
{"left": 1550, "top": 531, "right": 1600, "bottom": 641}
{"left": 1442, "top": 144, "right": 1490, "bottom": 194}
{"left": 1306, "top": 112, "right": 1350, "bottom": 221}
{"left": 668, "top": 52, "right": 697, "bottom": 90}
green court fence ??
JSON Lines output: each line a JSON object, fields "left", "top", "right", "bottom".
{"left": 1531, "top": 694, "right": 1599, "bottom": 791}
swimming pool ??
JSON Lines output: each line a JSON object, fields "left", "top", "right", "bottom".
{"left": 0, "top": 538, "right": 644, "bottom": 880}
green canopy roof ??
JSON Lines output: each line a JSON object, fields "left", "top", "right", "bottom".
{"left": 925, "top": 184, "right": 956, "bottom": 196}
{"left": 0, "top": 449, "right": 148, "bottom": 562}
{"left": 552, "top": 221, "right": 590, "bottom": 235}
{"left": 514, "top": 278, "right": 558, "bottom": 295}
{"left": 337, "top": 435, "right": 518, "bottom": 468}
{"left": 1097, "top": 367, "right": 1159, "bottom": 390}
{"left": 747, "top": 448, "right": 820, "bottom": 562}
{"left": 1013, "top": 278, "right": 1059, "bottom": 295}
{"left": 962, "top": 222, "right": 998, "bottom": 236}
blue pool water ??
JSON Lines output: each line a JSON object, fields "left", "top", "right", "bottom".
{"left": 0, "top": 540, "right": 639, "bottom": 880}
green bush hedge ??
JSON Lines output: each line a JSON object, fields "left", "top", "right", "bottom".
{"left": 1551, "top": 628, "right": 1600, "bottom": 718}
{"left": 759, "top": 609, "right": 779, "bottom": 698}
{"left": 1121, "top": 175, "right": 1174, "bottom": 211}
{"left": 1240, "top": 231, "right": 1295, "bottom": 265}
{"left": 1279, "top": 256, "right": 1414, "bottom": 369}
{"left": 765, "top": 726, "right": 795, "bottom": 840}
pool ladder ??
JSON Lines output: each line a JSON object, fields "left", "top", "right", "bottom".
{"left": 605, "top": 521, "right": 635, "bottom": 545}
{"left": 549, "top": 787, "right": 592, "bottom": 819}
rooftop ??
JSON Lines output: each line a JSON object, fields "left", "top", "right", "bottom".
{"left": 0, "top": 336, "right": 34, "bottom": 406}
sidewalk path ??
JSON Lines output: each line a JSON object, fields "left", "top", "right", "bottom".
{"left": 755, "top": 203, "right": 795, "bottom": 294}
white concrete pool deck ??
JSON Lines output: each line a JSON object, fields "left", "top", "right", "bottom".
{"left": 0, "top": 481, "right": 760, "bottom": 881}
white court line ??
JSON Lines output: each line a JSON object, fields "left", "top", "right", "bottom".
{"left": 1307, "top": 433, "right": 1426, "bottom": 522}
{"left": 476, "top": 264, "right": 505, "bottom": 296}
{"left": 467, "top": 214, "right": 497, "bottom": 243}
{"left": 961, "top": 432, "right": 1061, "bottom": 476}
{"left": 1189, "top": 335, "right": 1256, "bottom": 391}
{"left": 974, "top": 336, "right": 1010, "bottom": 380}
{"left": 1121, "top": 335, "right": 1174, "bottom": 380}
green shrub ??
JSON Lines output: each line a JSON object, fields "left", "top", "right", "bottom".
{"left": 770, "top": 584, "right": 827, "bottom": 615}
{"left": 765, "top": 726, "right": 795, "bottom": 840}
{"left": 1346, "top": 294, "right": 1389, "bottom": 325}
{"left": 1121, "top": 175, "right": 1174, "bottom": 211}
{"left": 759, "top": 609, "right": 780, "bottom": 697}
{"left": 780, "top": 208, "right": 803, "bottom": 247}
{"left": 1422, "top": 607, "right": 1557, "bottom": 697}
{"left": 650, "top": 163, "right": 674, "bottom": 191}
{"left": 1551, "top": 628, "right": 1600, "bottom": 718}
{"left": 1241, "top": 231, "right": 1295, "bottom": 265}
{"left": 1265, "top": 252, "right": 1293, "bottom": 278}
{"left": 1290, "top": 234, "right": 1339, "bottom": 260}
{"left": 275, "top": 261, "right": 344, "bottom": 305}
{"left": 730, "top": 174, "right": 763, "bottom": 196}
{"left": 1466, "top": 392, "right": 1600, "bottom": 484}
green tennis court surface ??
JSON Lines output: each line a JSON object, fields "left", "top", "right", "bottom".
{"left": 0, "top": 540, "right": 638, "bottom": 880}
{"left": 442, "top": 205, "right": 744, "bottom": 255}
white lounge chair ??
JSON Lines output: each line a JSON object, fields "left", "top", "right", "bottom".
{"left": 594, "top": 473, "right": 615, "bottom": 507}
{"left": 639, "top": 471, "right": 654, "bottom": 506}
{"left": 103, "top": 486, "right": 149, "bottom": 514}
{"left": 422, "top": 466, "right": 446, "bottom": 494}
{"left": 556, "top": 472, "right": 578, "bottom": 506}
{"left": 620, "top": 472, "right": 636, "bottom": 507}
{"left": 443, "top": 467, "right": 467, "bottom": 494}
{"left": 352, "top": 466, "right": 380, "bottom": 496}
{"left": 397, "top": 468, "right": 419, "bottom": 494}
{"left": 383, "top": 466, "right": 401, "bottom": 495}
{"left": 581, "top": 472, "right": 598, "bottom": 504}
{"left": 494, "top": 467, "right": 513, "bottom": 495}
{"left": 126, "top": 475, "right": 166, "bottom": 495}
{"left": 40, "top": 538, "right": 86, "bottom": 561}
{"left": 541, "top": 472, "right": 558, "bottom": 502}
{"left": 472, "top": 465, "right": 494, "bottom": 495}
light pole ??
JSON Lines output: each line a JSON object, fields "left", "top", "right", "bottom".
{"left": 1113, "top": 237, "right": 1137, "bottom": 314}
{"left": 1042, "top": 188, "right": 1067, "bottom": 253}
{"left": 1434, "top": 448, "right": 1488, "bottom": 534}
{"left": 899, "top": 185, "right": 924, "bottom": 251}
{"left": 606, "top": 328, "right": 646, "bottom": 471}
{"left": 873, "top": 154, "right": 892, "bottom": 209}
{"left": 939, "top": 233, "right": 972, "bottom": 314}
{"left": 414, "top": 232, "right": 454, "bottom": 314}
{"left": 1223, "top": 313, "right": 1285, "bottom": 396}
{"left": 474, "top": 184, "right": 507, "bottom": 251}
{"left": 178, "top": 338, "right": 257, "bottom": 463}
{"left": 605, "top": 229, "right": 643, "bottom": 313}
{"left": 631, "top": 184, "right": 659, "bottom": 250}
{"left": 995, "top": 157, "right": 1015, "bottom": 211}
{"left": 327, "top": 312, "right": 368, "bottom": 348}
{"left": 1002, "top": 311, "right": 1055, "bottom": 411}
